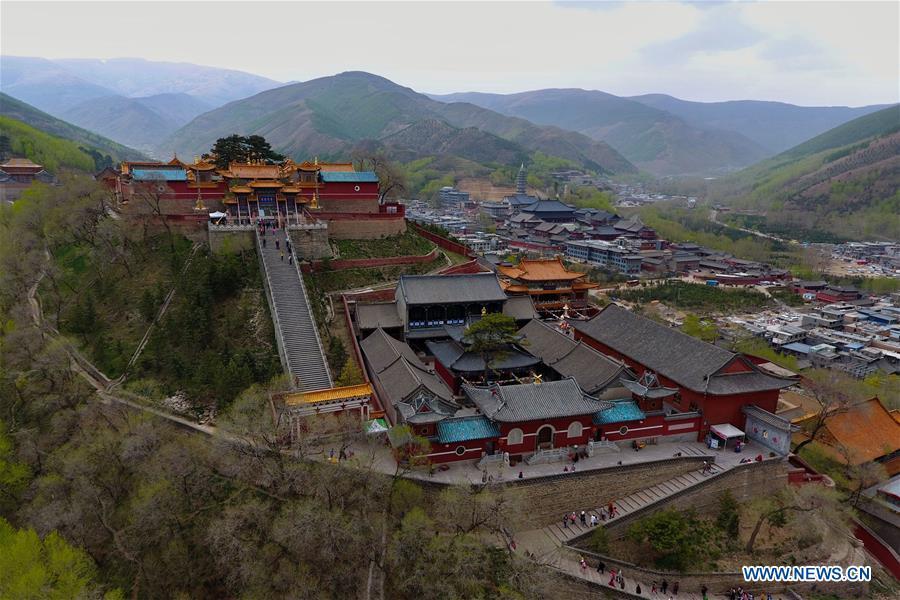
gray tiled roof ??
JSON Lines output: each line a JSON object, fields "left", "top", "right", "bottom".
{"left": 523, "top": 199, "right": 576, "bottom": 213}
{"left": 518, "top": 319, "right": 631, "bottom": 394}
{"left": 397, "top": 273, "right": 507, "bottom": 305}
{"left": 503, "top": 296, "right": 539, "bottom": 320}
{"left": 360, "top": 328, "right": 454, "bottom": 406}
{"left": 356, "top": 302, "right": 402, "bottom": 329}
{"left": 426, "top": 340, "right": 540, "bottom": 373}
{"left": 574, "top": 304, "right": 793, "bottom": 394}
{"left": 464, "top": 378, "right": 612, "bottom": 423}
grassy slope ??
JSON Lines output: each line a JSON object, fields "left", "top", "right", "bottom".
{"left": 1, "top": 92, "right": 146, "bottom": 162}
{"left": 333, "top": 230, "right": 435, "bottom": 259}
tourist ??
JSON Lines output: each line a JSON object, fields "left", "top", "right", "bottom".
{"left": 288, "top": 253, "right": 293, "bottom": 265}
{"left": 518, "top": 471, "right": 523, "bottom": 479}
{"left": 701, "top": 584, "right": 709, "bottom": 600}
{"left": 635, "top": 583, "right": 641, "bottom": 595}
{"left": 590, "top": 514, "right": 597, "bottom": 527}
{"left": 607, "top": 569, "right": 616, "bottom": 587}
{"left": 596, "top": 560, "right": 605, "bottom": 574}
{"left": 608, "top": 501, "right": 618, "bottom": 517}
{"left": 579, "top": 556, "right": 587, "bottom": 572}
{"left": 563, "top": 514, "right": 568, "bottom": 529}
{"left": 570, "top": 512, "right": 577, "bottom": 525}
{"left": 275, "top": 239, "right": 280, "bottom": 250}
{"left": 580, "top": 510, "right": 587, "bottom": 525}
{"left": 563, "top": 466, "right": 569, "bottom": 473}
{"left": 651, "top": 581, "right": 657, "bottom": 594}
{"left": 661, "top": 579, "right": 668, "bottom": 594}
{"left": 673, "top": 581, "right": 679, "bottom": 595}
{"left": 729, "top": 587, "right": 737, "bottom": 600}
{"left": 280, "top": 250, "right": 284, "bottom": 262}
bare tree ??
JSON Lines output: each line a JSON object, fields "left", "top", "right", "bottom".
{"left": 350, "top": 143, "right": 407, "bottom": 204}
{"left": 793, "top": 370, "right": 855, "bottom": 455}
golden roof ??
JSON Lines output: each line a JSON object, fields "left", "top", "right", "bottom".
{"left": 230, "top": 186, "right": 252, "bottom": 194}
{"left": 248, "top": 180, "right": 283, "bottom": 188}
{"left": 281, "top": 186, "right": 301, "bottom": 193}
{"left": 318, "top": 162, "right": 355, "bottom": 173}
{"left": 284, "top": 383, "right": 373, "bottom": 406}
{"left": 190, "top": 160, "right": 217, "bottom": 171}
{"left": 498, "top": 257, "right": 586, "bottom": 282}
{"left": 228, "top": 163, "right": 281, "bottom": 179}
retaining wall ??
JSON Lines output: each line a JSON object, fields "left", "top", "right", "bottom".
{"left": 408, "top": 222, "right": 473, "bottom": 257}
{"left": 300, "top": 249, "right": 439, "bottom": 273}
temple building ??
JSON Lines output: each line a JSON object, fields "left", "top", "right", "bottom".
{"left": 574, "top": 304, "right": 796, "bottom": 439}
{"left": 0, "top": 157, "right": 55, "bottom": 202}
{"left": 519, "top": 198, "right": 577, "bottom": 223}
{"left": 354, "top": 272, "right": 537, "bottom": 341}
{"left": 498, "top": 257, "right": 598, "bottom": 313}
{"left": 105, "top": 156, "right": 405, "bottom": 238}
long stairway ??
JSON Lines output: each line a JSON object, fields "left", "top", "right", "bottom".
{"left": 256, "top": 228, "right": 332, "bottom": 391}
{"left": 540, "top": 446, "right": 724, "bottom": 547}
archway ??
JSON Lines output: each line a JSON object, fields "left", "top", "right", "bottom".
{"left": 536, "top": 425, "right": 554, "bottom": 450}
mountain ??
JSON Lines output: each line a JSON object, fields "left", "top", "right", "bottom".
{"left": 0, "top": 56, "right": 117, "bottom": 115}
{"left": 162, "top": 71, "right": 636, "bottom": 174}
{"left": 630, "top": 94, "right": 889, "bottom": 155}
{"left": 714, "top": 105, "right": 900, "bottom": 241}
{"left": 433, "top": 89, "right": 768, "bottom": 175}
{"left": 53, "top": 58, "right": 282, "bottom": 107}
{"left": 1, "top": 92, "right": 146, "bottom": 163}
{"left": 61, "top": 93, "right": 212, "bottom": 154}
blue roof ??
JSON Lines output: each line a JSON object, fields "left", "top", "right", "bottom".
{"left": 783, "top": 342, "right": 812, "bottom": 354}
{"left": 131, "top": 168, "right": 187, "bottom": 181}
{"left": 593, "top": 400, "right": 646, "bottom": 425}
{"left": 436, "top": 416, "right": 500, "bottom": 444}
{"left": 320, "top": 171, "right": 378, "bottom": 183}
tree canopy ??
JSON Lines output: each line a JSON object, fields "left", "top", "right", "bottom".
{"left": 205, "top": 134, "right": 285, "bottom": 168}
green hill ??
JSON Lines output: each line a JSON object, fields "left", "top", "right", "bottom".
{"left": 433, "top": 89, "right": 768, "bottom": 175}
{"left": 1, "top": 116, "right": 100, "bottom": 173}
{"left": 162, "top": 71, "right": 636, "bottom": 175}
{"left": 713, "top": 105, "right": 900, "bottom": 241}
{"left": 1, "top": 92, "right": 145, "bottom": 165}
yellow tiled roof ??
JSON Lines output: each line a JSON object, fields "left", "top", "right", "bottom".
{"left": 284, "top": 383, "right": 373, "bottom": 406}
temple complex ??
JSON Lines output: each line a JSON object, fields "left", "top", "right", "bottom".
{"left": 102, "top": 156, "right": 405, "bottom": 239}
{"left": 498, "top": 257, "right": 598, "bottom": 314}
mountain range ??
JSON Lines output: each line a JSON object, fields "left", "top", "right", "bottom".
{"left": 161, "top": 71, "right": 636, "bottom": 174}
{"left": 435, "top": 90, "right": 887, "bottom": 176}
{"left": 1, "top": 56, "right": 281, "bottom": 156}
{"left": 713, "top": 105, "right": 900, "bottom": 241}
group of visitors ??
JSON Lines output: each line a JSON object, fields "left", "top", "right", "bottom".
{"left": 729, "top": 587, "right": 774, "bottom": 600}
{"left": 259, "top": 220, "right": 295, "bottom": 264}
{"left": 562, "top": 501, "right": 618, "bottom": 530}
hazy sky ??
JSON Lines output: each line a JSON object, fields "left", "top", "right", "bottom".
{"left": 2, "top": 0, "right": 898, "bottom": 106}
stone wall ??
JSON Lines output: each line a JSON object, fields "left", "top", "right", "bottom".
{"left": 420, "top": 456, "right": 708, "bottom": 528}
{"left": 289, "top": 227, "right": 332, "bottom": 259}
{"left": 597, "top": 459, "right": 790, "bottom": 540}
{"left": 208, "top": 229, "right": 255, "bottom": 253}
{"left": 301, "top": 249, "right": 439, "bottom": 273}
{"left": 326, "top": 217, "right": 406, "bottom": 240}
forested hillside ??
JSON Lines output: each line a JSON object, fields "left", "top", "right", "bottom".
{"left": 712, "top": 105, "right": 900, "bottom": 241}
{"left": 1, "top": 117, "right": 104, "bottom": 172}
{"left": 0, "top": 177, "right": 551, "bottom": 599}
{"left": 1, "top": 92, "right": 145, "bottom": 166}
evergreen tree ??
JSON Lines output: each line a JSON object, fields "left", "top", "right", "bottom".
{"left": 139, "top": 289, "right": 156, "bottom": 323}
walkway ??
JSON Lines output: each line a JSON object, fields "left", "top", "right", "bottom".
{"left": 517, "top": 446, "right": 772, "bottom": 599}
{"left": 256, "top": 227, "right": 332, "bottom": 391}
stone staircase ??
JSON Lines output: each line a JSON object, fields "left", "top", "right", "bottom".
{"left": 539, "top": 445, "right": 723, "bottom": 547}
{"left": 256, "top": 228, "right": 332, "bottom": 391}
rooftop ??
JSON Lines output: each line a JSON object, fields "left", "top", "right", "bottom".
{"left": 436, "top": 416, "right": 501, "bottom": 444}
{"left": 397, "top": 273, "right": 507, "bottom": 306}
{"left": 464, "top": 378, "right": 612, "bottom": 423}
{"left": 131, "top": 168, "right": 187, "bottom": 181}
{"left": 518, "top": 319, "right": 629, "bottom": 395}
{"left": 320, "top": 171, "right": 379, "bottom": 183}
{"left": 575, "top": 304, "right": 793, "bottom": 394}
{"left": 498, "top": 257, "right": 587, "bottom": 282}
{"left": 593, "top": 400, "right": 646, "bottom": 425}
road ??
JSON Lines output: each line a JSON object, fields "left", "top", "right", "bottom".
{"left": 708, "top": 209, "right": 796, "bottom": 245}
